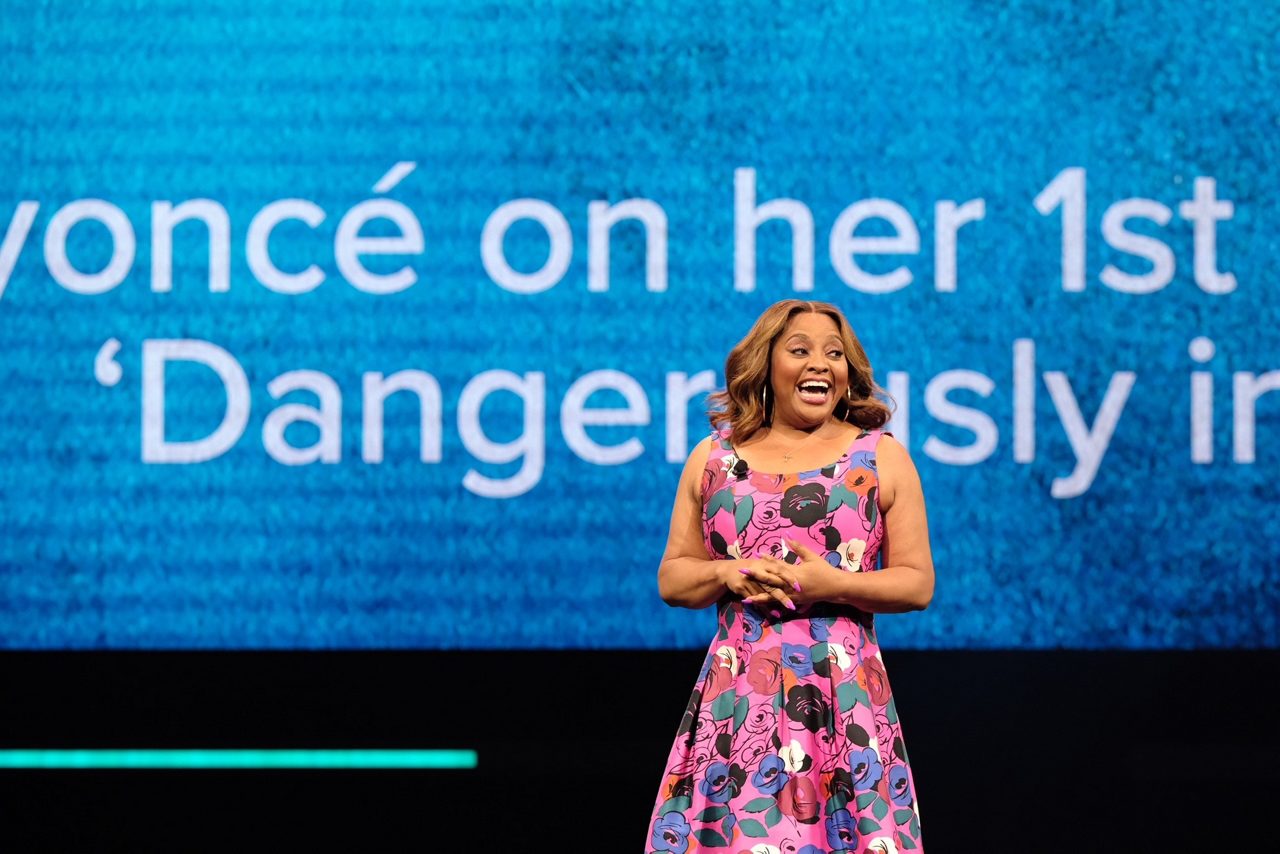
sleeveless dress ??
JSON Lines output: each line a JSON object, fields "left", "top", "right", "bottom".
{"left": 646, "top": 425, "right": 924, "bottom": 854}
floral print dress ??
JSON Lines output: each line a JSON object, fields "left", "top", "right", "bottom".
{"left": 647, "top": 426, "right": 924, "bottom": 854}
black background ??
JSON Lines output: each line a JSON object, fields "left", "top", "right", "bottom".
{"left": 1, "top": 649, "right": 1276, "bottom": 851}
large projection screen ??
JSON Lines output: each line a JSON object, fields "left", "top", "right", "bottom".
{"left": 1, "top": 1, "right": 1276, "bottom": 648}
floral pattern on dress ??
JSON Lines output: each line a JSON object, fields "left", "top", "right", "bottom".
{"left": 647, "top": 426, "right": 924, "bottom": 853}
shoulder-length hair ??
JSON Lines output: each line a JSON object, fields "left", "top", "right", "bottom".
{"left": 706, "top": 300, "right": 894, "bottom": 442}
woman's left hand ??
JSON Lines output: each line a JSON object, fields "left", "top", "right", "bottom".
{"left": 741, "top": 539, "right": 849, "bottom": 609}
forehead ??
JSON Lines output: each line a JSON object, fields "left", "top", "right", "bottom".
{"left": 779, "top": 312, "right": 841, "bottom": 340}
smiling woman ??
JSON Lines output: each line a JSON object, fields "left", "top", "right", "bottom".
{"left": 648, "top": 300, "right": 934, "bottom": 853}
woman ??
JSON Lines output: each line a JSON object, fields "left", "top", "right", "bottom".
{"left": 646, "top": 300, "right": 933, "bottom": 853}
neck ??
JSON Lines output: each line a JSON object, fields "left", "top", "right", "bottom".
{"left": 766, "top": 418, "right": 836, "bottom": 441}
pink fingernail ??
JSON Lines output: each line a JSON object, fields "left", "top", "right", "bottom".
{"left": 739, "top": 568, "right": 751, "bottom": 576}
{"left": 793, "top": 582, "right": 803, "bottom": 593}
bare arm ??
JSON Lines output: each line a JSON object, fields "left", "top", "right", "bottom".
{"left": 657, "top": 436, "right": 734, "bottom": 609}
{"left": 657, "top": 436, "right": 800, "bottom": 610}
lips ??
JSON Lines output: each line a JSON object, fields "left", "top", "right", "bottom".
{"left": 796, "top": 380, "right": 830, "bottom": 405}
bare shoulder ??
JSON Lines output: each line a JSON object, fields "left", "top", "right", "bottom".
{"left": 874, "top": 430, "right": 919, "bottom": 512}
{"left": 687, "top": 433, "right": 716, "bottom": 469}
{"left": 679, "top": 433, "right": 717, "bottom": 498}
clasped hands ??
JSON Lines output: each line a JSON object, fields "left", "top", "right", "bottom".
{"left": 720, "top": 539, "right": 842, "bottom": 615}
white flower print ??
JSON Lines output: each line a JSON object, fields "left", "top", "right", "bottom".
{"left": 837, "top": 537, "right": 867, "bottom": 571}
{"left": 714, "top": 644, "right": 738, "bottom": 676}
{"left": 779, "top": 738, "right": 808, "bottom": 773}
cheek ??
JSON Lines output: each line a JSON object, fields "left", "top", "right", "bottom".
{"left": 770, "top": 353, "right": 790, "bottom": 382}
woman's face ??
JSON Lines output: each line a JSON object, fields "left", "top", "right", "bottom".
{"left": 768, "top": 312, "right": 850, "bottom": 428}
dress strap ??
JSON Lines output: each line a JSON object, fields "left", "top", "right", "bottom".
{"left": 841, "top": 426, "right": 893, "bottom": 475}
{"left": 708, "top": 424, "right": 734, "bottom": 459}
{"left": 699, "top": 425, "right": 738, "bottom": 503}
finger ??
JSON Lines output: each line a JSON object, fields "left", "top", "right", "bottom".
{"left": 744, "top": 562, "right": 790, "bottom": 590}
{"left": 786, "top": 538, "right": 824, "bottom": 564}
{"left": 762, "top": 584, "right": 796, "bottom": 611}
{"left": 760, "top": 557, "right": 803, "bottom": 593}
{"left": 741, "top": 590, "right": 783, "bottom": 617}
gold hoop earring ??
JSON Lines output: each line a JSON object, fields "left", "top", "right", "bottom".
{"left": 761, "top": 385, "right": 769, "bottom": 410}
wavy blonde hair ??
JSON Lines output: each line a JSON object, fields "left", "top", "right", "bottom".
{"left": 706, "top": 300, "right": 894, "bottom": 442}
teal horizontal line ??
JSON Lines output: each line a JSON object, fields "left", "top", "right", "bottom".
{"left": 0, "top": 750, "right": 478, "bottom": 769}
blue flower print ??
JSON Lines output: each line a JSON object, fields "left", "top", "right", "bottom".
{"left": 850, "top": 746, "right": 883, "bottom": 791}
{"left": 825, "top": 807, "right": 859, "bottom": 850}
{"left": 751, "top": 754, "right": 789, "bottom": 795}
{"left": 809, "top": 615, "right": 836, "bottom": 642}
{"left": 782, "top": 643, "right": 814, "bottom": 677}
{"left": 888, "top": 763, "right": 913, "bottom": 806}
{"left": 741, "top": 605, "right": 764, "bottom": 642}
{"left": 847, "top": 449, "right": 876, "bottom": 472}
{"left": 652, "top": 811, "right": 691, "bottom": 853}
{"left": 700, "top": 761, "right": 744, "bottom": 804}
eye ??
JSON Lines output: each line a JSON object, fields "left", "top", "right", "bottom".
{"left": 828, "top": 351, "right": 843, "bottom": 359}
{"left": 790, "top": 347, "right": 807, "bottom": 356}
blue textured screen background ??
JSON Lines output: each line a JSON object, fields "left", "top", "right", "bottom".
{"left": 1, "top": 1, "right": 1277, "bottom": 648}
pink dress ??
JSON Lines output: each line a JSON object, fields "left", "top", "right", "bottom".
{"left": 646, "top": 425, "right": 924, "bottom": 854}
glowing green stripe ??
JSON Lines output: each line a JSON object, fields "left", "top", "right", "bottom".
{"left": 0, "top": 750, "right": 478, "bottom": 769}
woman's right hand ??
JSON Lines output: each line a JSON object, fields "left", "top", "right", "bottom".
{"left": 718, "top": 559, "right": 800, "bottom": 613}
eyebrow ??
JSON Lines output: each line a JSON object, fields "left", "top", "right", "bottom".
{"left": 785, "top": 333, "right": 843, "bottom": 344}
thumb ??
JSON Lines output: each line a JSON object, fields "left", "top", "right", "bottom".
{"left": 786, "top": 538, "right": 821, "bottom": 561}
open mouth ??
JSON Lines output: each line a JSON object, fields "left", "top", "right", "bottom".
{"left": 796, "top": 379, "right": 831, "bottom": 405}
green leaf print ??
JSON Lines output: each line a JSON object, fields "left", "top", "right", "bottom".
{"left": 695, "top": 805, "right": 729, "bottom": 822}
{"left": 910, "top": 815, "right": 920, "bottom": 838}
{"left": 725, "top": 607, "right": 737, "bottom": 629}
{"left": 856, "top": 817, "right": 881, "bottom": 834}
{"left": 734, "top": 494, "right": 754, "bottom": 534}
{"left": 711, "top": 691, "right": 736, "bottom": 721}
{"left": 826, "top": 483, "right": 852, "bottom": 512}
{"left": 660, "top": 795, "right": 692, "bottom": 815}
{"left": 809, "top": 642, "right": 829, "bottom": 663}
{"left": 865, "top": 486, "right": 878, "bottom": 526}
{"left": 854, "top": 792, "right": 877, "bottom": 810}
{"left": 872, "top": 797, "right": 888, "bottom": 820}
{"left": 837, "top": 681, "right": 868, "bottom": 712}
{"left": 765, "top": 805, "right": 782, "bottom": 827}
{"left": 693, "top": 828, "right": 729, "bottom": 847}
{"left": 733, "top": 695, "right": 749, "bottom": 732}
{"left": 893, "top": 808, "right": 914, "bottom": 825}
{"left": 898, "top": 830, "right": 918, "bottom": 850}
{"left": 886, "top": 695, "right": 898, "bottom": 725}
{"left": 706, "top": 487, "right": 735, "bottom": 521}
{"left": 742, "top": 797, "right": 775, "bottom": 813}
{"left": 738, "top": 819, "right": 769, "bottom": 838}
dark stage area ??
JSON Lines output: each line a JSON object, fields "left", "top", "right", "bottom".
{"left": 2, "top": 649, "right": 1275, "bottom": 851}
